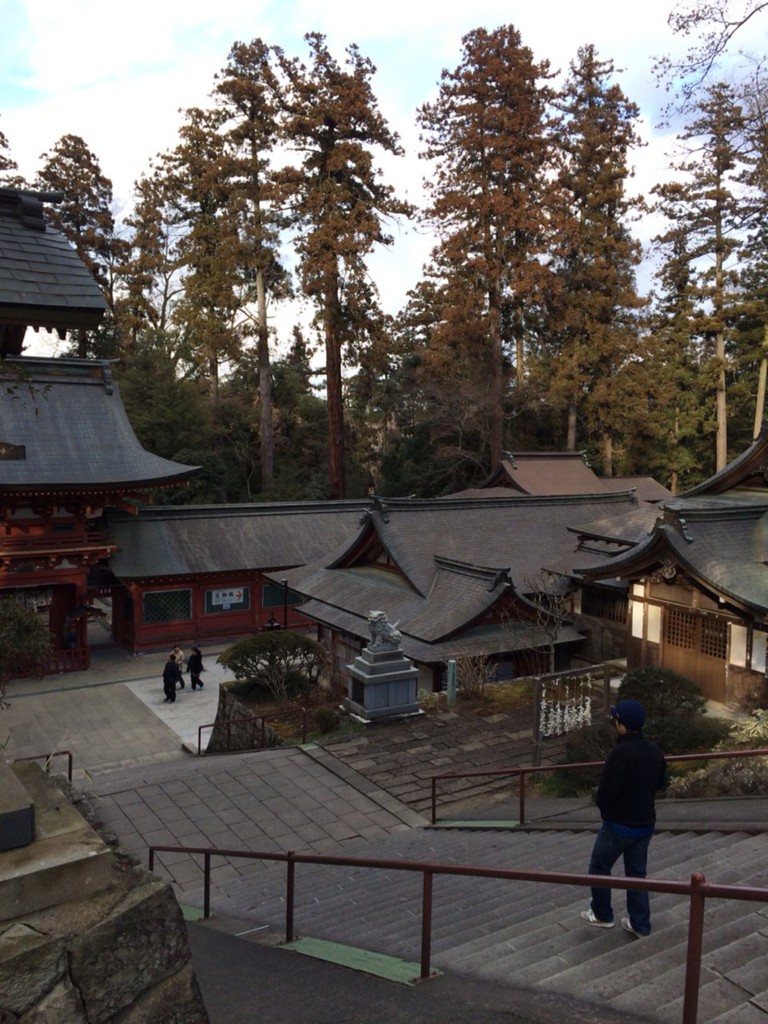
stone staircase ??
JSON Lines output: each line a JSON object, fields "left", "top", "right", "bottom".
{"left": 204, "top": 825, "right": 768, "bottom": 1024}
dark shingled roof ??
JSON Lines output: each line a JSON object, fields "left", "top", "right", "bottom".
{"left": 276, "top": 491, "right": 641, "bottom": 662}
{"left": 576, "top": 429, "right": 768, "bottom": 616}
{"left": 0, "top": 188, "right": 107, "bottom": 343}
{"left": 600, "top": 476, "right": 672, "bottom": 503}
{"left": 479, "top": 453, "right": 605, "bottom": 495}
{"left": 107, "top": 500, "right": 369, "bottom": 577}
{"left": 0, "top": 357, "right": 197, "bottom": 491}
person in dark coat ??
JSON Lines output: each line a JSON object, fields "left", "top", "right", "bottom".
{"left": 162, "top": 654, "right": 181, "bottom": 703}
{"left": 580, "top": 699, "right": 666, "bottom": 937}
{"left": 188, "top": 646, "right": 205, "bottom": 690}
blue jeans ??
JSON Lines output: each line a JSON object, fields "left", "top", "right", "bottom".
{"left": 588, "top": 824, "right": 652, "bottom": 934}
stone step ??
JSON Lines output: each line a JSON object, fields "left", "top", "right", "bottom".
{"left": 199, "top": 825, "right": 768, "bottom": 1024}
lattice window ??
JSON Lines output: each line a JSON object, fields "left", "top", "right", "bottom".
{"left": 581, "top": 586, "right": 628, "bottom": 623}
{"left": 700, "top": 616, "right": 728, "bottom": 659}
{"left": 665, "top": 608, "right": 695, "bottom": 649}
{"left": 142, "top": 589, "right": 191, "bottom": 624}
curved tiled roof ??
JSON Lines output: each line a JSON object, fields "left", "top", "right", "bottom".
{"left": 0, "top": 188, "right": 107, "bottom": 339}
{"left": 107, "top": 501, "right": 368, "bottom": 577}
{"left": 0, "top": 357, "right": 197, "bottom": 491}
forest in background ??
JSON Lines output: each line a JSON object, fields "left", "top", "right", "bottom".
{"left": 2, "top": 5, "right": 768, "bottom": 502}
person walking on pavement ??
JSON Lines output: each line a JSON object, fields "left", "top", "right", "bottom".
{"left": 188, "top": 646, "right": 205, "bottom": 690}
{"left": 162, "top": 654, "right": 182, "bottom": 703}
{"left": 581, "top": 699, "right": 666, "bottom": 937}
{"left": 170, "top": 643, "right": 185, "bottom": 688}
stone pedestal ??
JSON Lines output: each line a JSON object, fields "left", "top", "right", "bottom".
{"left": 0, "top": 762, "right": 35, "bottom": 852}
{"left": 345, "top": 644, "right": 422, "bottom": 723}
{"left": 0, "top": 762, "right": 112, "bottom": 923}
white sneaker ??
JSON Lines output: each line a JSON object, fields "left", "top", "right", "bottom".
{"left": 621, "top": 917, "right": 647, "bottom": 937}
{"left": 581, "top": 908, "right": 615, "bottom": 928}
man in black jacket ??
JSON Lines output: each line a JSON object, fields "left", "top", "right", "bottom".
{"left": 580, "top": 699, "right": 666, "bottom": 937}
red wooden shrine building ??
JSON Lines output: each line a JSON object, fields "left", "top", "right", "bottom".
{"left": 0, "top": 187, "right": 195, "bottom": 670}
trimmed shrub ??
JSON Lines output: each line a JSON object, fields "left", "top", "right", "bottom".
{"left": 643, "top": 714, "right": 732, "bottom": 756}
{"left": 668, "top": 755, "right": 768, "bottom": 798}
{"left": 218, "top": 631, "right": 327, "bottom": 703}
{"left": 618, "top": 667, "right": 706, "bottom": 718}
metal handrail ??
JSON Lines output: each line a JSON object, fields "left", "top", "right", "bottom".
{"left": 197, "top": 707, "right": 308, "bottom": 755}
{"left": 14, "top": 749, "right": 74, "bottom": 781}
{"left": 147, "top": 840, "right": 768, "bottom": 1024}
{"left": 430, "top": 747, "right": 768, "bottom": 826}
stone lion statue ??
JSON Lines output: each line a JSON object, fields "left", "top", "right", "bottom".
{"left": 368, "top": 610, "right": 402, "bottom": 649}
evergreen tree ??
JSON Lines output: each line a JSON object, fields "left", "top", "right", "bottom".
{"left": 160, "top": 107, "right": 243, "bottom": 416}
{"left": 0, "top": 122, "right": 24, "bottom": 188}
{"left": 213, "top": 39, "right": 290, "bottom": 491}
{"left": 275, "top": 33, "right": 413, "bottom": 499}
{"left": 417, "top": 24, "right": 560, "bottom": 469}
{"left": 35, "top": 134, "right": 127, "bottom": 357}
{"left": 541, "top": 45, "right": 645, "bottom": 473}
{"left": 644, "top": 225, "right": 710, "bottom": 490}
{"left": 122, "top": 167, "right": 185, "bottom": 355}
{"left": 653, "top": 81, "right": 753, "bottom": 469}
{"left": 736, "top": 83, "right": 768, "bottom": 440}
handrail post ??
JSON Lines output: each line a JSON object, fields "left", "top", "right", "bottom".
{"left": 148, "top": 848, "right": 155, "bottom": 872}
{"left": 519, "top": 769, "right": 526, "bottom": 826}
{"left": 420, "top": 870, "right": 434, "bottom": 979}
{"left": 286, "top": 851, "right": 296, "bottom": 942}
{"left": 204, "top": 853, "right": 211, "bottom": 919}
{"left": 682, "top": 872, "right": 707, "bottom": 1024}
{"left": 431, "top": 777, "right": 437, "bottom": 825}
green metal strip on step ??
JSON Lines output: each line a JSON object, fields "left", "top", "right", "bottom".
{"left": 430, "top": 820, "right": 520, "bottom": 829}
{"left": 180, "top": 904, "right": 206, "bottom": 921}
{"left": 281, "top": 937, "right": 441, "bottom": 985}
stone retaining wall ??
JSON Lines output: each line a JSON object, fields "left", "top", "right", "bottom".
{"left": 205, "top": 684, "right": 281, "bottom": 754}
{"left": 0, "top": 783, "right": 210, "bottom": 1023}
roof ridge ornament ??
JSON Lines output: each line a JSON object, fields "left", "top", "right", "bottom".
{"left": 0, "top": 187, "right": 64, "bottom": 232}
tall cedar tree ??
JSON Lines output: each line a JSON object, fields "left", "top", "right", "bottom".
{"left": 545, "top": 46, "right": 645, "bottom": 473}
{"left": 645, "top": 224, "right": 709, "bottom": 491}
{"left": 653, "top": 82, "right": 752, "bottom": 469}
{"left": 276, "top": 33, "right": 413, "bottom": 499}
{"left": 122, "top": 168, "right": 185, "bottom": 355}
{"left": 213, "top": 40, "right": 289, "bottom": 491}
{"left": 736, "top": 85, "right": 768, "bottom": 439}
{"left": 36, "top": 134, "right": 127, "bottom": 357}
{"left": 417, "top": 25, "right": 560, "bottom": 469}
{"left": 161, "top": 107, "right": 243, "bottom": 416}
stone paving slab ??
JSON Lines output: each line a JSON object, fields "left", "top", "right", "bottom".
{"left": 92, "top": 745, "right": 427, "bottom": 897}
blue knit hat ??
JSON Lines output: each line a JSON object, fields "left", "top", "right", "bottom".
{"left": 610, "top": 699, "right": 645, "bottom": 731}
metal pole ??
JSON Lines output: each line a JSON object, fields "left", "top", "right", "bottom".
{"left": 519, "top": 770, "right": 526, "bottom": 826}
{"left": 420, "top": 870, "right": 434, "bottom": 979}
{"left": 682, "top": 872, "right": 707, "bottom": 1024}
{"left": 286, "top": 851, "right": 296, "bottom": 942}
{"left": 204, "top": 853, "right": 211, "bottom": 919}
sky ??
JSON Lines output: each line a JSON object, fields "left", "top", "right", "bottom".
{"left": 0, "top": 0, "right": 699, "bottom": 356}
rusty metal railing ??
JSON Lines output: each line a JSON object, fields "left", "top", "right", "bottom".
{"left": 14, "top": 749, "right": 74, "bottom": 781}
{"left": 430, "top": 747, "right": 768, "bottom": 826}
{"left": 147, "top": 840, "right": 768, "bottom": 1024}
{"left": 197, "top": 707, "right": 308, "bottom": 755}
